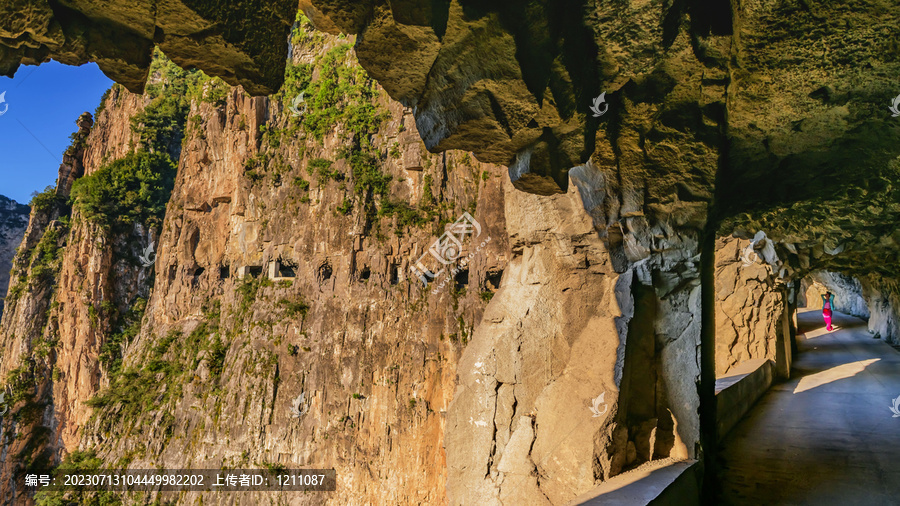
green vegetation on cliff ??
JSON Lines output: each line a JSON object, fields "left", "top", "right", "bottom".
{"left": 29, "top": 186, "right": 66, "bottom": 214}
{"left": 34, "top": 450, "right": 122, "bottom": 505}
{"left": 132, "top": 49, "right": 228, "bottom": 156}
{"left": 4, "top": 220, "right": 68, "bottom": 306}
{"left": 295, "top": 43, "right": 387, "bottom": 144}
{"left": 70, "top": 150, "right": 176, "bottom": 231}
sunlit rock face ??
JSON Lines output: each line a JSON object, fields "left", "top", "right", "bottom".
{"left": 0, "top": 0, "right": 296, "bottom": 94}
{"left": 714, "top": 237, "right": 789, "bottom": 377}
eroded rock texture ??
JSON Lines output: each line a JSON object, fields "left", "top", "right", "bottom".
{"left": 303, "top": 0, "right": 602, "bottom": 195}
{"left": 2, "top": 0, "right": 900, "bottom": 504}
{"left": 0, "top": 0, "right": 296, "bottom": 94}
{"left": 714, "top": 237, "right": 792, "bottom": 377}
{"left": 860, "top": 277, "right": 900, "bottom": 345}
{"left": 722, "top": 0, "right": 900, "bottom": 277}
{"left": 447, "top": 178, "right": 695, "bottom": 505}
{"left": 801, "top": 271, "right": 870, "bottom": 319}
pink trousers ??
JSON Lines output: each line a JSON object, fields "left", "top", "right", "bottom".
{"left": 823, "top": 309, "right": 833, "bottom": 331}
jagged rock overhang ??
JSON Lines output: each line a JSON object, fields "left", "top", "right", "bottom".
{"left": 0, "top": 0, "right": 297, "bottom": 95}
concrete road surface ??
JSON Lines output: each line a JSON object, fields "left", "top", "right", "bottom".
{"left": 718, "top": 309, "right": 900, "bottom": 505}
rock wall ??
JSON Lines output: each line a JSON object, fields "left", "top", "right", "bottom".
{"left": 1, "top": 26, "right": 512, "bottom": 505}
{"left": 3, "top": 0, "right": 900, "bottom": 503}
{"left": 0, "top": 17, "right": 729, "bottom": 504}
{"left": 801, "top": 271, "right": 869, "bottom": 318}
{"left": 714, "top": 237, "right": 789, "bottom": 377}
{"left": 446, "top": 172, "right": 696, "bottom": 505}
{"left": 860, "top": 276, "right": 900, "bottom": 346}
{"left": 0, "top": 113, "right": 95, "bottom": 499}
{"left": 0, "top": 195, "right": 29, "bottom": 317}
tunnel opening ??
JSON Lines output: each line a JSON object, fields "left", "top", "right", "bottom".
{"left": 274, "top": 259, "right": 297, "bottom": 279}
{"left": 318, "top": 262, "right": 333, "bottom": 284}
{"left": 485, "top": 269, "right": 503, "bottom": 290}
{"left": 453, "top": 268, "right": 468, "bottom": 292}
{"left": 390, "top": 265, "right": 399, "bottom": 285}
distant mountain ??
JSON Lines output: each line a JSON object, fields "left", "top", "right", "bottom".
{"left": 0, "top": 195, "right": 30, "bottom": 317}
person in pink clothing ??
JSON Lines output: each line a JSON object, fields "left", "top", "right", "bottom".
{"left": 822, "top": 291, "right": 835, "bottom": 331}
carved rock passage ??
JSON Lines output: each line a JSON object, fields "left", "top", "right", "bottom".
{"left": 722, "top": 0, "right": 900, "bottom": 275}
{"left": 0, "top": 0, "right": 296, "bottom": 94}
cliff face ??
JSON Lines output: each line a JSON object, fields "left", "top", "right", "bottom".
{"left": 82, "top": 43, "right": 509, "bottom": 504}
{"left": 0, "top": 17, "right": 714, "bottom": 504}
{"left": 2, "top": 1, "right": 900, "bottom": 505}
{"left": 0, "top": 195, "right": 29, "bottom": 317}
{"left": 1, "top": 23, "right": 512, "bottom": 504}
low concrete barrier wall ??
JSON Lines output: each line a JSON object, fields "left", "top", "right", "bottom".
{"left": 715, "top": 358, "right": 774, "bottom": 440}
{"left": 567, "top": 459, "right": 701, "bottom": 506}
{"left": 565, "top": 358, "right": 774, "bottom": 505}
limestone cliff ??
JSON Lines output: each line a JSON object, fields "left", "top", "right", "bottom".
{"left": 2, "top": 1, "right": 900, "bottom": 505}
{"left": 0, "top": 195, "right": 29, "bottom": 317}
{"left": 1, "top": 23, "right": 510, "bottom": 505}
{"left": 1, "top": 16, "right": 713, "bottom": 503}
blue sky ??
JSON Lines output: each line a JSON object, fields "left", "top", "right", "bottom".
{"left": 0, "top": 61, "right": 113, "bottom": 205}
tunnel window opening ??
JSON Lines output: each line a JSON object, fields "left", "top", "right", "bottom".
{"left": 485, "top": 269, "right": 503, "bottom": 290}
{"left": 454, "top": 268, "right": 468, "bottom": 291}
{"left": 318, "top": 262, "right": 332, "bottom": 283}
{"left": 360, "top": 266, "right": 371, "bottom": 281}
{"left": 220, "top": 265, "right": 230, "bottom": 279}
{"left": 246, "top": 266, "right": 263, "bottom": 278}
{"left": 193, "top": 267, "right": 205, "bottom": 278}
{"left": 276, "top": 260, "right": 297, "bottom": 278}
{"left": 390, "top": 265, "right": 399, "bottom": 285}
